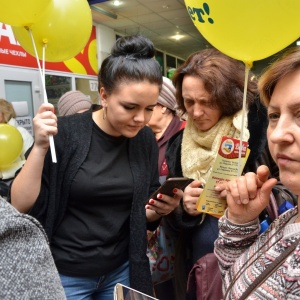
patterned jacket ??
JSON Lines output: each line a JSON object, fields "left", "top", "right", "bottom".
{"left": 215, "top": 207, "right": 300, "bottom": 299}
{"left": 0, "top": 196, "right": 66, "bottom": 299}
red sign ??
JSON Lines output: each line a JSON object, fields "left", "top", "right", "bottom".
{"left": 0, "top": 23, "right": 97, "bottom": 76}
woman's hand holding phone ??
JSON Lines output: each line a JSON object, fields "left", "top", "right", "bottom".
{"left": 145, "top": 177, "right": 191, "bottom": 219}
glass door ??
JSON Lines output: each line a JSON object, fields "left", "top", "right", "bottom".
{"left": 4, "top": 80, "right": 34, "bottom": 135}
{"left": 0, "top": 66, "right": 42, "bottom": 135}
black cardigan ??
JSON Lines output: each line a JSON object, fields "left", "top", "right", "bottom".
{"left": 19, "top": 106, "right": 161, "bottom": 296}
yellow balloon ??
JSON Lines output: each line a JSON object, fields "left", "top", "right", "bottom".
{"left": 0, "top": 0, "right": 51, "bottom": 27}
{"left": 184, "top": 0, "right": 300, "bottom": 64}
{"left": 88, "top": 40, "right": 99, "bottom": 75}
{"left": 64, "top": 57, "right": 87, "bottom": 75}
{"left": 12, "top": 0, "right": 92, "bottom": 62}
{"left": 0, "top": 124, "right": 23, "bottom": 169}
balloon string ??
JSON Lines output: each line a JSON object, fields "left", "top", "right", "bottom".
{"left": 27, "top": 29, "right": 57, "bottom": 163}
{"left": 237, "top": 63, "right": 250, "bottom": 176}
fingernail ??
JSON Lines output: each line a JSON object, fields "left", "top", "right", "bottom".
{"left": 214, "top": 186, "right": 221, "bottom": 191}
{"left": 149, "top": 199, "right": 155, "bottom": 204}
{"left": 173, "top": 188, "right": 178, "bottom": 193}
{"left": 157, "top": 194, "right": 162, "bottom": 199}
{"left": 242, "top": 199, "right": 249, "bottom": 204}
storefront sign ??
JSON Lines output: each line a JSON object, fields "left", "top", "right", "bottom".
{"left": 0, "top": 23, "right": 97, "bottom": 76}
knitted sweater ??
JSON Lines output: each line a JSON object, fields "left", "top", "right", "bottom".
{"left": 215, "top": 207, "right": 300, "bottom": 299}
{"left": 0, "top": 196, "right": 66, "bottom": 299}
{"left": 12, "top": 106, "right": 161, "bottom": 296}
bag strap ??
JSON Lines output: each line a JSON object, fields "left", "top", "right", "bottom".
{"left": 265, "top": 192, "right": 278, "bottom": 222}
{"left": 238, "top": 237, "right": 300, "bottom": 300}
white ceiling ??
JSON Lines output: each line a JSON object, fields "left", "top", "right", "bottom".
{"left": 90, "top": 0, "right": 210, "bottom": 60}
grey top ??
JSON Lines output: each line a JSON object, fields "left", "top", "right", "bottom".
{"left": 0, "top": 196, "right": 66, "bottom": 299}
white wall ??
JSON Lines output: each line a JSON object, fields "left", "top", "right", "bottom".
{"left": 95, "top": 24, "right": 116, "bottom": 68}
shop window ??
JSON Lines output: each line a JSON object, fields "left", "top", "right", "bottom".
{"left": 177, "top": 58, "right": 185, "bottom": 67}
{"left": 166, "top": 54, "right": 176, "bottom": 77}
{"left": 45, "top": 75, "right": 72, "bottom": 114}
{"left": 155, "top": 50, "right": 165, "bottom": 76}
{"left": 75, "top": 78, "right": 100, "bottom": 105}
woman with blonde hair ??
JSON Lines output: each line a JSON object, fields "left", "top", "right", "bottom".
{"left": 215, "top": 46, "right": 300, "bottom": 299}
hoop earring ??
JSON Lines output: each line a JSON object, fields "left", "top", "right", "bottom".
{"left": 103, "top": 107, "right": 107, "bottom": 120}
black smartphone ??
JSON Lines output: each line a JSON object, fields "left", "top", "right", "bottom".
{"left": 148, "top": 177, "right": 193, "bottom": 201}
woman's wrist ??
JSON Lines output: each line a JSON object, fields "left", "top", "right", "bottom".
{"left": 226, "top": 209, "right": 259, "bottom": 225}
{"left": 146, "top": 209, "right": 162, "bottom": 222}
{"left": 155, "top": 210, "right": 172, "bottom": 216}
{"left": 31, "top": 143, "right": 49, "bottom": 157}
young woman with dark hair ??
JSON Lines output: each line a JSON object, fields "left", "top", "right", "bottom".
{"left": 9, "top": 35, "right": 183, "bottom": 299}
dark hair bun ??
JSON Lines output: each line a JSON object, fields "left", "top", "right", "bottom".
{"left": 111, "top": 35, "right": 155, "bottom": 59}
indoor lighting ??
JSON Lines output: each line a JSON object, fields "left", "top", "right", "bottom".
{"left": 297, "top": 40, "right": 300, "bottom": 46}
{"left": 171, "top": 33, "right": 184, "bottom": 40}
{"left": 113, "top": 0, "right": 121, "bottom": 6}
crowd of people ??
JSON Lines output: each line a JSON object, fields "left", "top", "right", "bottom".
{"left": 1, "top": 34, "right": 300, "bottom": 299}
